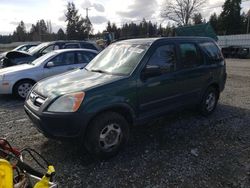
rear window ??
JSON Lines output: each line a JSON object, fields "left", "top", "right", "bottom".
{"left": 199, "top": 42, "right": 223, "bottom": 62}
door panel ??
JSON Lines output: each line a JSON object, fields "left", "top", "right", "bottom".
{"left": 138, "top": 73, "right": 178, "bottom": 113}
{"left": 176, "top": 42, "right": 210, "bottom": 104}
{"left": 137, "top": 44, "right": 181, "bottom": 117}
{"left": 42, "top": 52, "right": 76, "bottom": 78}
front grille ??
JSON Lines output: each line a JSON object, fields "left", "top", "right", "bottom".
{"left": 30, "top": 92, "right": 47, "bottom": 107}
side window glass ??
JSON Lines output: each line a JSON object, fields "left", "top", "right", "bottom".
{"left": 49, "top": 53, "right": 63, "bottom": 66}
{"left": 50, "top": 52, "right": 75, "bottom": 66}
{"left": 62, "top": 52, "right": 75, "bottom": 65}
{"left": 180, "top": 43, "right": 202, "bottom": 68}
{"left": 147, "top": 45, "right": 176, "bottom": 73}
{"left": 54, "top": 45, "right": 60, "bottom": 50}
{"left": 81, "top": 43, "right": 96, "bottom": 50}
{"left": 76, "top": 52, "right": 95, "bottom": 64}
{"left": 199, "top": 42, "right": 223, "bottom": 62}
{"left": 64, "top": 43, "right": 80, "bottom": 49}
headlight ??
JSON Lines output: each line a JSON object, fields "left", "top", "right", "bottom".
{"left": 47, "top": 92, "right": 85, "bottom": 112}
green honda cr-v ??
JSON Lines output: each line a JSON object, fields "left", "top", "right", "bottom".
{"left": 24, "top": 37, "right": 227, "bottom": 159}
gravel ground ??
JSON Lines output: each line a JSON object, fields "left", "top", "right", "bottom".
{"left": 1, "top": 58, "right": 250, "bottom": 187}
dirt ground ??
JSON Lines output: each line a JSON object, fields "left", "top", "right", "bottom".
{"left": 0, "top": 59, "right": 250, "bottom": 187}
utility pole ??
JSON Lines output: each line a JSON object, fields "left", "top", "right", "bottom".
{"left": 247, "top": 10, "right": 250, "bottom": 34}
{"left": 84, "top": 8, "right": 91, "bottom": 39}
{"left": 85, "top": 8, "right": 90, "bottom": 18}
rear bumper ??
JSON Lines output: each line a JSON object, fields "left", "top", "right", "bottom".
{"left": 24, "top": 104, "right": 91, "bottom": 139}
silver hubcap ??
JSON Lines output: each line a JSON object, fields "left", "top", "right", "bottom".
{"left": 99, "top": 123, "right": 122, "bottom": 150}
{"left": 18, "top": 83, "right": 33, "bottom": 98}
{"left": 205, "top": 92, "right": 216, "bottom": 112}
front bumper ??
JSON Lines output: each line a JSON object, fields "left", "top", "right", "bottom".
{"left": 24, "top": 100, "right": 92, "bottom": 139}
{"left": 0, "top": 80, "right": 14, "bottom": 94}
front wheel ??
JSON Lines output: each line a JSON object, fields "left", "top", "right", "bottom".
{"left": 200, "top": 87, "right": 219, "bottom": 116}
{"left": 84, "top": 112, "right": 129, "bottom": 159}
{"left": 13, "top": 80, "right": 34, "bottom": 99}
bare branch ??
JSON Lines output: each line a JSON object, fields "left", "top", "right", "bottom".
{"left": 161, "top": 0, "right": 205, "bottom": 25}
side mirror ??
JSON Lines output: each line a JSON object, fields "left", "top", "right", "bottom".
{"left": 142, "top": 65, "right": 162, "bottom": 79}
{"left": 46, "top": 61, "right": 54, "bottom": 68}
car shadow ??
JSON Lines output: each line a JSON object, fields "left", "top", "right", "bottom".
{"left": 39, "top": 103, "right": 250, "bottom": 166}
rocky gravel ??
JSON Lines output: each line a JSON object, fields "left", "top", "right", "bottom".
{"left": 1, "top": 59, "right": 250, "bottom": 187}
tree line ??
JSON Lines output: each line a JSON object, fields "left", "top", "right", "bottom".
{"left": 0, "top": 0, "right": 249, "bottom": 44}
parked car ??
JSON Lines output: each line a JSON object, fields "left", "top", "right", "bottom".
{"left": 24, "top": 37, "right": 227, "bottom": 159}
{"left": 12, "top": 43, "right": 40, "bottom": 52}
{"left": 0, "top": 43, "right": 40, "bottom": 61}
{"left": 0, "top": 49, "right": 98, "bottom": 98}
{"left": 0, "top": 41, "right": 101, "bottom": 68}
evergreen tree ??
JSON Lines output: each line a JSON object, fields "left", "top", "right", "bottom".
{"left": 220, "top": 0, "right": 242, "bottom": 34}
{"left": 13, "top": 21, "right": 26, "bottom": 41}
{"left": 209, "top": 13, "right": 219, "bottom": 33}
{"left": 57, "top": 28, "right": 66, "bottom": 40}
{"left": 65, "top": 2, "right": 88, "bottom": 40}
{"left": 106, "top": 21, "right": 112, "bottom": 33}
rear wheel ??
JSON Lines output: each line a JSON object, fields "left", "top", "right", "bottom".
{"left": 200, "top": 87, "right": 219, "bottom": 116}
{"left": 84, "top": 112, "right": 129, "bottom": 159}
{"left": 13, "top": 80, "right": 34, "bottom": 99}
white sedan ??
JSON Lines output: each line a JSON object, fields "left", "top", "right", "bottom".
{"left": 0, "top": 49, "right": 98, "bottom": 98}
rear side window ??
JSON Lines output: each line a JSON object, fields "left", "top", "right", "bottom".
{"left": 147, "top": 44, "right": 176, "bottom": 73}
{"left": 179, "top": 43, "right": 202, "bottom": 68}
{"left": 76, "top": 52, "right": 96, "bottom": 64}
{"left": 199, "top": 42, "right": 223, "bottom": 62}
{"left": 81, "top": 43, "right": 97, "bottom": 50}
{"left": 64, "top": 43, "right": 80, "bottom": 49}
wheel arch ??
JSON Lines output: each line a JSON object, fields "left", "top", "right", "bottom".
{"left": 12, "top": 78, "right": 36, "bottom": 93}
{"left": 83, "top": 104, "right": 136, "bottom": 138}
{"left": 208, "top": 83, "right": 220, "bottom": 96}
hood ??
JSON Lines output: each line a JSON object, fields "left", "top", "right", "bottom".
{"left": 6, "top": 51, "right": 32, "bottom": 59}
{"left": 0, "top": 64, "right": 34, "bottom": 75}
{"left": 34, "top": 69, "right": 124, "bottom": 98}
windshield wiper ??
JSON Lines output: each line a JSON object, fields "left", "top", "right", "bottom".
{"left": 90, "top": 69, "right": 109, "bottom": 74}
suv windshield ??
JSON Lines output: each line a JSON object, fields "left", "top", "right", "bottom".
{"left": 30, "top": 51, "right": 57, "bottom": 65}
{"left": 86, "top": 43, "right": 149, "bottom": 76}
{"left": 28, "top": 42, "right": 50, "bottom": 55}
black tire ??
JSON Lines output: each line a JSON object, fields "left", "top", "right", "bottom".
{"left": 84, "top": 112, "right": 129, "bottom": 159}
{"left": 13, "top": 80, "right": 35, "bottom": 99}
{"left": 200, "top": 86, "right": 219, "bottom": 116}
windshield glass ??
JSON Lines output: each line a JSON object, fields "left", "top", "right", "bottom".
{"left": 30, "top": 51, "right": 57, "bottom": 65}
{"left": 86, "top": 43, "right": 149, "bottom": 76}
{"left": 28, "top": 42, "right": 50, "bottom": 55}
{"left": 13, "top": 45, "right": 24, "bottom": 51}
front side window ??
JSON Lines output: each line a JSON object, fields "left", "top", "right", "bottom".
{"left": 147, "top": 44, "right": 176, "bottom": 73}
{"left": 76, "top": 52, "right": 96, "bottom": 64}
{"left": 86, "top": 43, "right": 149, "bottom": 75}
{"left": 180, "top": 43, "right": 202, "bottom": 68}
{"left": 49, "top": 52, "right": 75, "bottom": 66}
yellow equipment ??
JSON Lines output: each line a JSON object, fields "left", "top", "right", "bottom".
{"left": 0, "top": 159, "right": 13, "bottom": 188}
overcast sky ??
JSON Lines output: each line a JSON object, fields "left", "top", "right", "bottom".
{"left": 0, "top": 0, "right": 250, "bottom": 35}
